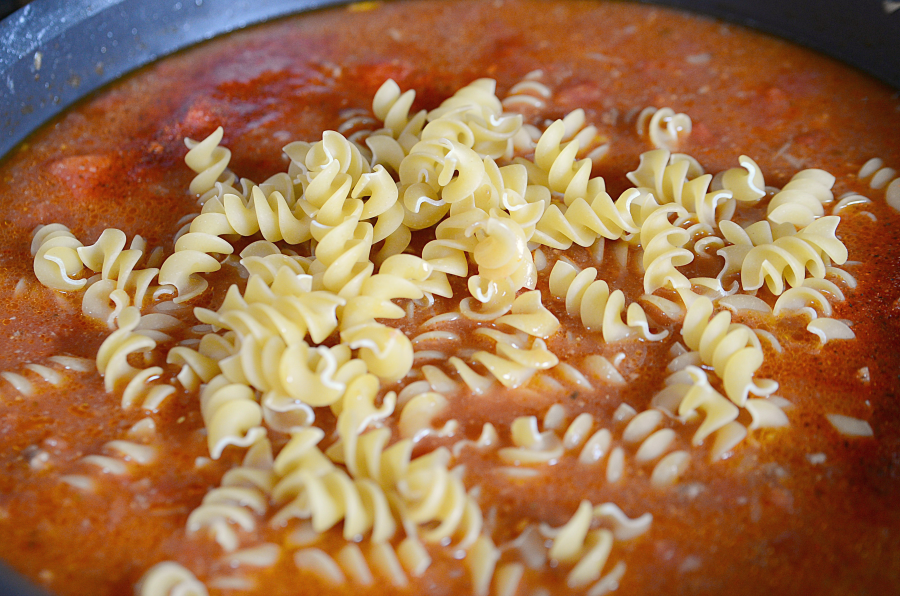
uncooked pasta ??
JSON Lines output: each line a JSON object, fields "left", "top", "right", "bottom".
{"left": 29, "top": 72, "right": 860, "bottom": 593}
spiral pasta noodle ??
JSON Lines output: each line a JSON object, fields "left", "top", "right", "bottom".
{"left": 657, "top": 365, "right": 740, "bottom": 446}
{"left": 462, "top": 212, "right": 537, "bottom": 317}
{"left": 548, "top": 260, "right": 666, "bottom": 342}
{"left": 680, "top": 296, "right": 778, "bottom": 406}
{"left": 197, "top": 270, "right": 343, "bottom": 345}
{"left": 422, "top": 78, "right": 522, "bottom": 161}
{"left": 340, "top": 322, "right": 414, "bottom": 382}
{"left": 468, "top": 332, "right": 559, "bottom": 389}
{"left": 341, "top": 253, "right": 436, "bottom": 330}
{"left": 77, "top": 229, "right": 167, "bottom": 322}
{"left": 187, "top": 438, "right": 275, "bottom": 550}
{"left": 198, "top": 374, "right": 267, "bottom": 459}
{"left": 308, "top": 215, "right": 375, "bottom": 297}
{"left": 533, "top": 119, "right": 594, "bottom": 204}
{"left": 371, "top": 79, "right": 427, "bottom": 141}
{"left": 138, "top": 562, "right": 209, "bottom": 596}
{"left": 545, "top": 500, "right": 619, "bottom": 589}
{"left": 330, "top": 370, "right": 397, "bottom": 439}
{"left": 120, "top": 365, "right": 177, "bottom": 411}
{"left": 295, "top": 131, "right": 373, "bottom": 227}
{"left": 31, "top": 223, "right": 87, "bottom": 291}
{"left": 558, "top": 109, "right": 608, "bottom": 159}
{"left": 0, "top": 355, "right": 94, "bottom": 398}
{"left": 499, "top": 415, "right": 565, "bottom": 464}
{"left": 772, "top": 277, "right": 846, "bottom": 320}
{"left": 32, "top": 225, "right": 170, "bottom": 326}
{"left": 531, "top": 184, "right": 640, "bottom": 250}
{"left": 67, "top": 440, "right": 159, "bottom": 489}
{"left": 626, "top": 149, "right": 736, "bottom": 236}
{"left": 718, "top": 154, "right": 767, "bottom": 204}
{"left": 238, "top": 241, "right": 311, "bottom": 284}
{"left": 273, "top": 427, "right": 476, "bottom": 553}
{"left": 337, "top": 107, "right": 380, "bottom": 144}
{"left": 469, "top": 211, "right": 534, "bottom": 287}
{"left": 397, "top": 390, "right": 457, "bottom": 441}
{"left": 158, "top": 206, "right": 237, "bottom": 303}
{"left": 638, "top": 204, "right": 694, "bottom": 294}
{"left": 328, "top": 427, "right": 482, "bottom": 550}
{"left": 270, "top": 428, "right": 398, "bottom": 543}
{"left": 494, "top": 290, "right": 560, "bottom": 338}
{"left": 420, "top": 206, "right": 478, "bottom": 278}
{"left": 400, "top": 137, "right": 486, "bottom": 205}
{"left": 217, "top": 334, "right": 367, "bottom": 410}
{"left": 479, "top": 158, "right": 546, "bottom": 238}
{"left": 95, "top": 307, "right": 169, "bottom": 397}
{"left": 715, "top": 218, "right": 797, "bottom": 282}
{"left": 184, "top": 126, "right": 235, "bottom": 196}
{"left": 501, "top": 70, "right": 551, "bottom": 111}
{"left": 636, "top": 106, "right": 692, "bottom": 151}
{"left": 498, "top": 405, "right": 690, "bottom": 488}
{"left": 766, "top": 168, "right": 835, "bottom": 227}
{"left": 291, "top": 541, "right": 427, "bottom": 588}
{"left": 394, "top": 451, "right": 483, "bottom": 549}
{"left": 740, "top": 215, "right": 848, "bottom": 295}
{"left": 330, "top": 426, "right": 410, "bottom": 489}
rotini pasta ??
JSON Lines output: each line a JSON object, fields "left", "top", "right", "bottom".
{"left": 635, "top": 106, "right": 692, "bottom": 151}
{"left": 740, "top": 215, "right": 848, "bottom": 295}
{"left": 544, "top": 500, "right": 619, "bottom": 589}
{"left": 371, "top": 79, "right": 427, "bottom": 141}
{"left": 638, "top": 204, "right": 694, "bottom": 293}
{"left": 766, "top": 168, "right": 834, "bottom": 227}
{"left": 548, "top": 260, "right": 666, "bottom": 341}
{"left": 187, "top": 439, "right": 275, "bottom": 551}
{"left": 271, "top": 430, "right": 398, "bottom": 543}
{"left": 680, "top": 296, "right": 778, "bottom": 406}
{"left": 184, "top": 126, "right": 235, "bottom": 196}
{"left": 138, "top": 562, "right": 209, "bottom": 596}
{"left": 501, "top": 70, "right": 551, "bottom": 112}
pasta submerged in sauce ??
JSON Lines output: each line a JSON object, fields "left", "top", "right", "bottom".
{"left": 2, "top": 1, "right": 900, "bottom": 595}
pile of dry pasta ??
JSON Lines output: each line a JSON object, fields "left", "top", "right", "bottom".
{"left": 30, "top": 77, "right": 862, "bottom": 595}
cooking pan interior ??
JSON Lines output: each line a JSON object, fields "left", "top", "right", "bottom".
{"left": 0, "top": 0, "right": 898, "bottom": 594}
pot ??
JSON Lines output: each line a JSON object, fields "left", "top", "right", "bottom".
{"left": 0, "top": 0, "right": 897, "bottom": 594}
